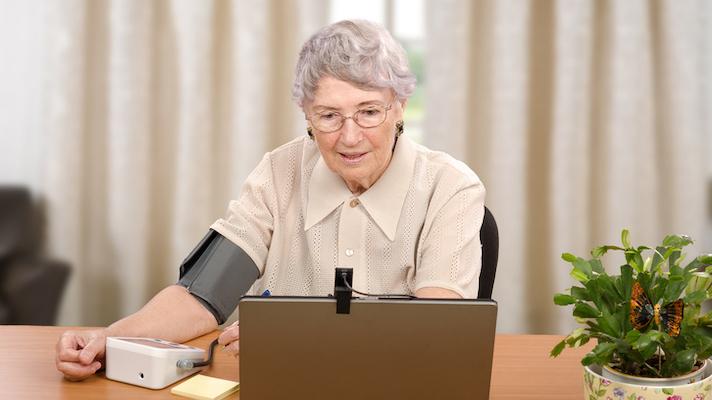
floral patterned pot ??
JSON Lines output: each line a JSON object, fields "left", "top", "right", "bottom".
{"left": 584, "top": 363, "right": 712, "bottom": 400}
{"left": 602, "top": 362, "right": 708, "bottom": 387}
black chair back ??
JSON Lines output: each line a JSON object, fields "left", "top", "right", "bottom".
{"left": 0, "top": 186, "right": 70, "bottom": 324}
{"left": 477, "top": 206, "right": 498, "bottom": 299}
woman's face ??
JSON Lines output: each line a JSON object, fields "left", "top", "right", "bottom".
{"left": 304, "top": 76, "right": 405, "bottom": 195}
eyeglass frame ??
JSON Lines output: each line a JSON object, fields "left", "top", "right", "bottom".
{"left": 305, "top": 101, "right": 396, "bottom": 134}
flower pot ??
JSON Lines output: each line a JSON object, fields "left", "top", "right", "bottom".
{"left": 584, "top": 362, "right": 712, "bottom": 400}
{"left": 602, "top": 361, "right": 709, "bottom": 387}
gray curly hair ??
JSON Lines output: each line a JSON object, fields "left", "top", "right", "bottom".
{"left": 292, "top": 20, "right": 416, "bottom": 107}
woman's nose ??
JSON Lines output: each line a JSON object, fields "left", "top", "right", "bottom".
{"left": 339, "top": 118, "right": 363, "bottom": 145}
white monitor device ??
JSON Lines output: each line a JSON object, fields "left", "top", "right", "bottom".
{"left": 106, "top": 337, "right": 206, "bottom": 389}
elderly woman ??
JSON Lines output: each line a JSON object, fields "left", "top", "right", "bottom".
{"left": 55, "top": 19, "right": 485, "bottom": 381}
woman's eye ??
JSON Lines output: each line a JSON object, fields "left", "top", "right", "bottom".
{"left": 320, "top": 112, "right": 338, "bottom": 121}
{"left": 362, "top": 108, "right": 381, "bottom": 117}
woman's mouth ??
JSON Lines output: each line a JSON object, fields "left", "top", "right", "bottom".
{"left": 339, "top": 152, "right": 367, "bottom": 164}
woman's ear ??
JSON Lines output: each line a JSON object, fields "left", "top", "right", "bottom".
{"left": 303, "top": 107, "right": 314, "bottom": 138}
{"left": 395, "top": 99, "right": 408, "bottom": 120}
{"left": 301, "top": 100, "right": 313, "bottom": 117}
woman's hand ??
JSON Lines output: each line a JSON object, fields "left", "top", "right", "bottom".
{"left": 217, "top": 320, "right": 240, "bottom": 357}
{"left": 55, "top": 329, "right": 107, "bottom": 381}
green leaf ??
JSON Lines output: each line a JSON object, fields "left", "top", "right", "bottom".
{"left": 595, "top": 274, "right": 623, "bottom": 307}
{"left": 634, "top": 331, "right": 661, "bottom": 360}
{"left": 554, "top": 293, "right": 577, "bottom": 306}
{"left": 581, "top": 353, "right": 596, "bottom": 365}
{"left": 670, "top": 250, "right": 682, "bottom": 268}
{"left": 684, "top": 290, "right": 707, "bottom": 305}
{"left": 625, "top": 250, "right": 645, "bottom": 273}
{"left": 652, "top": 246, "right": 666, "bottom": 270}
{"left": 620, "top": 264, "right": 633, "bottom": 299}
{"left": 614, "top": 336, "right": 632, "bottom": 354}
{"left": 570, "top": 327, "right": 586, "bottom": 339}
{"left": 662, "top": 388, "right": 674, "bottom": 395}
{"left": 685, "top": 256, "right": 711, "bottom": 273}
{"left": 573, "top": 258, "right": 593, "bottom": 277}
{"left": 571, "top": 286, "right": 591, "bottom": 301}
{"left": 571, "top": 269, "right": 589, "bottom": 283}
{"left": 663, "top": 348, "right": 696, "bottom": 376}
{"left": 562, "top": 253, "right": 577, "bottom": 263}
{"left": 663, "top": 234, "right": 693, "bottom": 249}
{"left": 664, "top": 276, "right": 687, "bottom": 302}
{"left": 598, "top": 312, "right": 621, "bottom": 337}
{"left": 647, "top": 330, "right": 665, "bottom": 342}
{"left": 688, "top": 329, "right": 712, "bottom": 358}
{"left": 589, "top": 259, "right": 605, "bottom": 274}
{"left": 698, "top": 254, "right": 712, "bottom": 265}
{"left": 634, "top": 331, "right": 651, "bottom": 349}
{"left": 591, "top": 247, "right": 605, "bottom": 258}
{"left": 582, "top": 279, "right": 608, "bottom": 314}
{"left": 573, "top": 303, "right": 601, "bottom": 318}
{"left": 652, "top": 279, "right": 669, "bottom": 303}
{"left": 687, "top": 272, "right": 712, "bottom": 294}
{"left": 550, "top": 339, "right": 566, "bottom": 357}
{"left": 622, "top": 229, "right": 632, "bottom": 249}
{"left": 637, "top": 271, "right": 652, "bottom": 293}
{"left": 591, "top": 341, "right": 617, "bottom": 361}
{"left": 591, "top": 245, "right": 624, "bottom": 258}
{"left": 624, "top": 329, "right": 641, "bottom": 344}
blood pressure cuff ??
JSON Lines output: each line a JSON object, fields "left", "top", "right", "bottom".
{"left": 177, "top": 229, "right": 259, "bottom": 325}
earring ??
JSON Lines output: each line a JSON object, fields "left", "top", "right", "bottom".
{"left": 307, "top": 127, "right": 314, "bottom": 139}
{"left": 395, "top": 120, "right": 404, "bottom": 137}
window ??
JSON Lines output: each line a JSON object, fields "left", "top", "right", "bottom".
{"left": 329, "top": 0, "right": 426, "bottom": 143}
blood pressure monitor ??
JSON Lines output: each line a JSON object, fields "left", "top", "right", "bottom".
{"left": 106, "top": 337, "right": 207, "bottom": 389}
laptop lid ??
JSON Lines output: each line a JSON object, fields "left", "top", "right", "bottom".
{"left": 238, "top": 296, "right": 497, "bottom": 400}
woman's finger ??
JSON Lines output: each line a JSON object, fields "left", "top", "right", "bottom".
{"left": 57, "top": 346, "right": 82, "bottom": 363}
{"left": 56, "top": 360, "right": 102, "bottom": 381}
{"left": 57, "top": 332, "right": 79, "bottom": 353}
{"left": 222, "top": 340, "right": 240, "bottom": 357}
{"left": 217, "top": 324, "right": 240, "bottom": 346}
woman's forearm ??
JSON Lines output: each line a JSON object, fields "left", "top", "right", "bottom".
{"left": 105, "top": 285, "right": 218, "bottom": 343}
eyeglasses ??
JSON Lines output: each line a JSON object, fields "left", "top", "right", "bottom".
{"left": 307, "top": 103, "right": 394, "bottom": 133}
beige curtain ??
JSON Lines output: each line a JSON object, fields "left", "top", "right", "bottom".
{"left": 2, "top": 0, "right": 710, "bottom": 333}
{"left": 425, "top": 0, "right": 711, "bottom": 333}
{"left": 2, "top": 0, "right": 327, "bottom": 326}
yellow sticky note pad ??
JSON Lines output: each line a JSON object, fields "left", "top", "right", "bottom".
{"left": 170, "top": 374, "right": 239, "bottom": 400}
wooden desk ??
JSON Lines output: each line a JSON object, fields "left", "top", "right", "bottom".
{"left": 0, "top": 326, "right": 592, "bottom": 399}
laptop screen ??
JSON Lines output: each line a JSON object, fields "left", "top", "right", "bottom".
{"left": 238, "top": 296, "right": 497, "bottom": 400}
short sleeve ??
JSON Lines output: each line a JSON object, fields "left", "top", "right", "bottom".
{"left": 210, "top": 153, "right": 277, "bottom": 275}
{"left": 413, "top": 182, "right": 485, "bottom": 298}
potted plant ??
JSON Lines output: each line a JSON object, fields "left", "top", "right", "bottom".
{"left": 552, "top": 229, "right": 712, "bottom": 399}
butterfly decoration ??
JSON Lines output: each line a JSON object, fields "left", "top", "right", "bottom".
{"left": 629, "top": 281, "right": 684, "bottom": 337}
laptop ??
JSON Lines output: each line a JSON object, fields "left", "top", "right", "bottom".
{"left": 238, "top": 296, "right": 498, "bottom": 400}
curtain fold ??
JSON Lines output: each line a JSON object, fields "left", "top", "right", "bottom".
{"left": 35, "top": 0, "right": 329, "bottom": 325}
{"left": 44, "top": 0, "right": 91, "bottom": 325}
{"left": 426, "top": 0, "right": 710, "bottom": 333}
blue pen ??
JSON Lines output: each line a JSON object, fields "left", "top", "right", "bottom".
{"left": 261, "top": 289, "right": 271, "bottom": 297}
